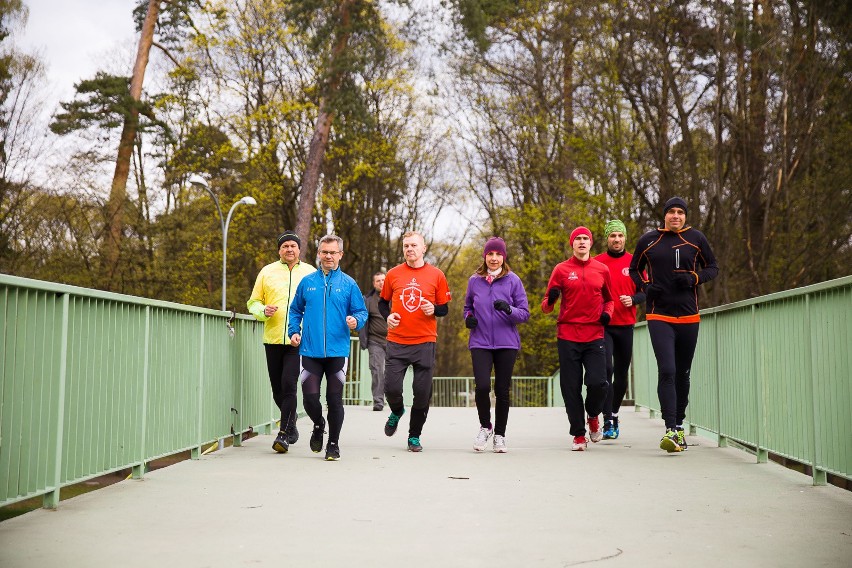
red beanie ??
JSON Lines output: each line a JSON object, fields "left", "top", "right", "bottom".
{"left": 570, "top": 226, "right": 593, "bottom": 245}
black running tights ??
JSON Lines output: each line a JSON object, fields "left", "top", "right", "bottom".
{"left": 647, "top": 320, "right": 699, "bottom": 430}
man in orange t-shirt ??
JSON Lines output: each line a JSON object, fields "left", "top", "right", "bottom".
{"left": 378, "top": 231, "right": 451, "bottom": 452}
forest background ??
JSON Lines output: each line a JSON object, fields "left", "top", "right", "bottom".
{"left": 1, "top": 0, "right": 849, "bottom": 376}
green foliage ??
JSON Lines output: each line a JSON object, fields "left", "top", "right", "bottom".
{"left": 49, "top": 72, "right": 164, "bottom": 136}
{"left": 445, "top": 0, "right": 521, "bottom": 51}
{"left": 0, "top": 0, "right": 25, "bottom": 161}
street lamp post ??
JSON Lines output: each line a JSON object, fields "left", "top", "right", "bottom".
{"left": 189, "top": 174, "right": 256, "bottom": 311}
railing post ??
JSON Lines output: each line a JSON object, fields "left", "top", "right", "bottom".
{"left": 752, "top": 305, "right": 767, "bottom": 463}
{"left": 44, "top": 293, "right": 70, "bottom": 510}
{"left": 804, "top": 294, "right": 827, "bottom": 485}
{"left": 547, "top": 373, "right": 552, "bottom": 407}
{"left": 133, "top": 306, "right": 151, "bottom": 479}
{"left": 232, "top": 320, "right": 242, "bottom": 448}
{"left": 192, "top": 315, "right": 206, "bottom": 460}
{"left": 714, "top": 311, "right": 727, "bottom": 447}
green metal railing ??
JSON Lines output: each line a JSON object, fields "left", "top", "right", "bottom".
{"left": 632, "top": 275, "right": 852, "bottom": 485}
{"left": 0, "top": 274, "right": 371, "bottom": 510}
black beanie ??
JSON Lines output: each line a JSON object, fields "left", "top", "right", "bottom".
{"left": 277, "top": 231, "right": 300, "bottom": 248}
{"left": 663, "top": 197, "right": 688, "bottom": 216}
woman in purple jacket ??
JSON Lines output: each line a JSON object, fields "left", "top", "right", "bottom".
{"left": 463, "top": 237, "right": 530, "bottom": 453}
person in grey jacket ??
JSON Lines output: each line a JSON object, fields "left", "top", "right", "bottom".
{"left": 463, "top": 237, "right": 530, "bottom": 453}
{"left": 359, "top": 272, "right": 388, "bottom": 411}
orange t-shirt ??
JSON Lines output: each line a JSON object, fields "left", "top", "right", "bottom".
{"left": 381, "top": 263, "right": 451, "bottom": 344}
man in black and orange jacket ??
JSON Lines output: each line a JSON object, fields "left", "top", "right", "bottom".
{"left": 629, "top": 197, "right": 719, "bottom": 453}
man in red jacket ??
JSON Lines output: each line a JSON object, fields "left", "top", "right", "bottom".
{"left": 542, "top": 226, "right": 614, "bottom": 451}
{"left": 594, "top": 220, "right": 645, "bottom": 440}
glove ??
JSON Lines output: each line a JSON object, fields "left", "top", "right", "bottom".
{"left": 493, "top": 300, "right": 512, "bottom": 315}
{"left": 675, "top": 272, "right": 697, "bottom": 289}
{"left": 465, "top": 315, "right": 478, "bottom": 329}
{"left": 546, "top": 287, "right": 560, "bottom": 305}
{"left": 599, "top": 312, "right": 611, "bottom": 326}
{"left": 645, "top": 283, "right": 663, "bottom": 301}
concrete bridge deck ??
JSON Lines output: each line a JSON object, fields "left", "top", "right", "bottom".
{"left": 1, "top": 406, "right": 850, "bottom": 567}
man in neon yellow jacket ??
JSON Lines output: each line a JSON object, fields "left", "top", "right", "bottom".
{"left": 247, "top": 231, "right": 316, "bottom": 454}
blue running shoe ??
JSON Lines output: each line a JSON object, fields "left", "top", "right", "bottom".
{"left": 602, "top": 421, "right": 616, "bottom": 440}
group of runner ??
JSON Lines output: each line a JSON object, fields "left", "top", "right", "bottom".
{"left": 247, "top": 197, "right": 718, "bottom": 459}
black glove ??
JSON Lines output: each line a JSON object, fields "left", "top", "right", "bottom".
{"left": 675, "top": 272, "right": 697, "bottom": 289}
{"left": 546, "top": 287, "right": 560, "bottom": 306}
{"left": 465, "top": 315, "right": 478, "bottom": 329}
{"left": 645, "top": 283, "right": 663, "bottom": 301}
{"left": 599, "top": 312, "right": 611, "bottom": 326}
{"left": 493, "top": 300, "right": 512, "bottom": 315}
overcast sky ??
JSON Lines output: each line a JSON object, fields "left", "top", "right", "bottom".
{"left": 18, "top": 0, "right": 138, "bottom": 102}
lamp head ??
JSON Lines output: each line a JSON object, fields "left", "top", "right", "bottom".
{"left": 240, "top": 196, "right": 257, "bottom": 206}
{"left": 188, "top": 173, "right": 209, "bottom": 189}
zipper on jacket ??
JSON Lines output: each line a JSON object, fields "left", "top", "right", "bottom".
{"left": 675, "top": 248, "right": 680, "bottom": 269}
{"left": 322, "top": 271, "right": 330, "bottom": 357}
{"left": 284, "top": 264, "right": 292, "bottom": 344}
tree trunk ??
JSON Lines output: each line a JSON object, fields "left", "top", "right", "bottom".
{"left": 294, "top": 99, "right": 334, "bottom": 249}
{"left": 744, "top": 0, "right": 770, "bottom": 294}
{"left": 561, "top": 33, "right": 575, "bottom": 184}
{"left": 101, "top": 0, "right": 159, "bottom": 288}
{"left": 294, "top": 0, "right": 353, "bottom": 257}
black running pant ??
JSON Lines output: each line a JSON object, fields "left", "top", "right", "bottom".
{"left": 299, "top": 356, "right": 347, "bottom": 444}
{"left": 263, "top": 343, "right": 300, "bottom": 432}
{"left": 471, "top": 348, "right": 518, "bottom": 436}
{"left": 647, "top": 320, "right": 699, "bottom": 429}
{"left": 603, "top": 325, "right": 634, "bottom": 421}
{"left": 384, "top": 341, "right": 436, "bottom": 438}
{"left": 557, "top": 338, "right": 607, "bottom": 437}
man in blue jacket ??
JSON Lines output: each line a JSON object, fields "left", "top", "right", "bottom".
{"left": 288, "top": 235, "right": 368, "bottom": 461}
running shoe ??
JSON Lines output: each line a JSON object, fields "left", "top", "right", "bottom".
{"left": 473, "top": 425, "right": 493, "bottom": 452}
{"left": 602, "top": 420, "right": 616, "bottom": 440}
{"left": 676, "top": 428, "right": 688, "bottom": 451}
{"left": 407, "top": 437, "right": 422, "bottom": 452}
{"left": 493, "top": 435, "right": 507, "bottom": 453}
{"left": 286, "top": 420, "right": 299, "bottom": 445}
{"left": 325, "top": 441, "right": 340, "bottom": 461}
{"left": 572, "top": 435, "right": 588, "bottom": 451}
{"left": 272, "top": 431, "right": 289, "bottom": 454}
{"left": 660, "top": 429, "right": 683, "bottom": 453}
{"left": 588, "top": 416, "right": 603, "bottom": 443}
{"left": 384, "top": 409, "right": 404, "bottom": 436}
{"left": 309, "top": 418, "right": 326, "bottom": 453}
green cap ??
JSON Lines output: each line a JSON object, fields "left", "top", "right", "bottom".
{"left": 604, "top": 219, "right": 627, "bottom": 238}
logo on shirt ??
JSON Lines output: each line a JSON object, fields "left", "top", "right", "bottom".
{"left": 400, "top": 278, "right": 425, "bottom": 313}
{"left": 622, "top": 267, "right": 630, "bottom": 277}
{"left": 567, "top": 271, "right": 578, "bottom": 281}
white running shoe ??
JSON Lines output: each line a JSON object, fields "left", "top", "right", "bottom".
{"left": 588, "top": 416, "right": 603, "bottom": 443}
{"left": 473, "top": 426, "right": 493, "bottom": 452}
{"left": 572, "top": 435, "right": 588, "bottom": 451}
{"left": 493, "top": 435, "right": 507, "bottom": 453}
